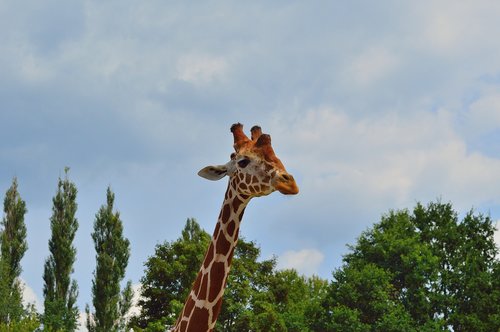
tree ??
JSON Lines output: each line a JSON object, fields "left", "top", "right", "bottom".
{"left": 216, "top": 239, "right": 276, "bottom": 332}
{"left": 0, "top": 304, "right": 40, "bottom": 332}
{"left": 86, "top": 187, "right": 132, "bottom": 332}
{"left": 0, "top": 178, "right": 28, "bottom": 325}
{"left": 412, "top": 202, "right": 500, "bottom": 331}
{"left": 129, "top": 219, "right": 282, "bottom": 331}
{"left": 328, "top": 263, "right": 415, "bottom": 332}
{"left": 271, "top": 270, "right": 329, "bottom": 332}
{"left": 130, "top": 218, "right": 330, "bottom": 332}
{"left": 322, "top": 201, "right": 500, "bottom": 331}
{"left": 42, "top": 169, "right": 79, "bottom": 331}
{"left": 130, "top": 218, "right": 211, "bottom": 331}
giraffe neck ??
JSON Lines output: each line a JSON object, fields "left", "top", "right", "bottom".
{"left": 172, "top": 183, "right": 250, "bottom": 332}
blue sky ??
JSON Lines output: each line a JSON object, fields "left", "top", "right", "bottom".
{"left": 1, "top": 1, "right": 500, "bottom": 327}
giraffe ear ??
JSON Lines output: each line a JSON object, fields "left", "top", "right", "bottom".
{"left": 198, "top": 165, "right": 228, "bottom": 181}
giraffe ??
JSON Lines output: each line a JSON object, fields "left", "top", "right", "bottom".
{"left": 170, "top": 123, "right": 299, "bottom": 332}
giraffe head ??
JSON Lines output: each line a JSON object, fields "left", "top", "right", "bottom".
{"left": 198, "top": 123, "right": 299, "bottom": 197}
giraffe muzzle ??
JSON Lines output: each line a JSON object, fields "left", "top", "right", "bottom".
{"left": 274, "top": 173, "right": 299, "bottom": 195}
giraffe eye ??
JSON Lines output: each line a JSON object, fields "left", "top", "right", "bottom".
{"left": 238, "top": 158, "right": 251, "bottom": 168}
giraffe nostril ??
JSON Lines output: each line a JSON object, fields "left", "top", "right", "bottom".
{"left": 275, "top": 173, "right": 299, "bottom": 195}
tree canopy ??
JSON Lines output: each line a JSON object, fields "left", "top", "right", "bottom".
{"left": 0, "top": 178, "right": 29, "bottom": 326}
{"left": 323, "top": 201, "right": 500, "bottom": 331}
{"left": 130, "top": 202, "right": 500, "bottom": 331}
{"left": 129, "top": 219, "right": 329, "bottom": 332}
{"left": 42, "top": 169, "right": 80, "bottom": 331}
{"left": 86, "top": 187, "right": 132, "bottom": 332}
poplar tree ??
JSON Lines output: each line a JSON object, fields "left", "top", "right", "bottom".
{"left": 42, "top": 169, "right": 79, "bottom": 331}
{"left": 0, "top": 178, "right": 28, "bottom": 325}
{"left": 86, "top": 187, "right": 132, "bottom": 332}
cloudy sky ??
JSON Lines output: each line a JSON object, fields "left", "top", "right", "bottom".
{"left": 1, "top": 0, "right": 500, "bottom": 326}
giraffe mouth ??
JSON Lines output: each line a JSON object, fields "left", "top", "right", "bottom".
{"left": 274, "top": 173, "right": 299, "bottom": 195}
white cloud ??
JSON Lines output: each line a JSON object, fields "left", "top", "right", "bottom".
{"left": 20, "top": 279, "right": 42, "bottom": 312}
{"left": 77, "top": 312, "right": 87, "bottom": 332}
{"left": 411, "top": 2, "right": 500, "bottom": 56}
{"left": 273, "top": 107, "right": 500, "bottom": 211}
{"left": 277, "top": 249, "right": 324, "bottom": 276}
{"left": 176, "top": 54, "right": 228, "bottom": 85}
{"left": 19, "top": 53, "right": 53, "bottom": 83}
{"left": 422, "top": 6, "right": 465, "bottom": 53}
{"left": 467, "top": 92, "right": 500, "bottom": 134}
{"left": 126, "top": 283, "right": 143, "bottom": 319}
{"left": 345, "top": 46, "right": 400, "bottom": 87}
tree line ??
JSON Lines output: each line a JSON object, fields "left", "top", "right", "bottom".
{"left": 0, "top": 172, "right": 499, "bottom": 331}
{"left": 129, "top": 206, "right": 500, "bottom": 332}
{"left": 0, "top": 171, "right": 131, "bottom": 332}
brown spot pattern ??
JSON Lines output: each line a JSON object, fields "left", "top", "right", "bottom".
{"left": 215, "top": 230, "right": 231, "bottom": 255}
{"left": 227, "top": 221, "right": 235, "bottom": 237}
{"left": 189, "top": 307, "right": 210, "bottom": 331}
{"left": 212, "top": 222, "right": 220, "bottom": 238}
{"left": 198, "top": 273, "right": 208, "bottom": 299}
{"left": 192, "top": 274, "right": 202, "bottom": 295}
{"left": 238, "top": 209, "right": 245, "bottom": 221}
{"left": 232, "top": 196, "right": 243, "bottom": 213}
{"left": 221, "top": 204, "right": 230, "bottom": 223}
{"left": 184, "top": 296, "right": 195, "bottom": 317}
{"left": 204, "top": 242, "right": 214, "bottom": 269}
{"left": 212, "top": 297, "right": 224, "bottom": 323}
{"left": 208, "top": 262, "right": 225, "bottom": 302}
{"left": 227, "top": 247, "right": 236, "bottom": 266}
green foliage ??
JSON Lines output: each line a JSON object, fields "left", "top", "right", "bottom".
{"left": 328, "top": 263, "right": 414, "bottom": 331}
{"left": 323, "top": 201, "right": 500, "bottom": 331}
{"left": 0, "top": 261, "right": 24, "bottom": 326}
{"left": 119, "top": 280, "right": 134, "bottom": 331}
{"left": 250, "top": 300, "right": 287, "bottom": 332}
{"left": 249, "top": 269, "right": 329, "bottom": 332}
{"left": 129, "top": 218, "right": 211, "bottom": 330}
{"left": 2, "top": 171, "right": 498, "bottom": 332}
{"left": 413, "top": 202, "right": 500, "bottom": 331}
{"left": 129, "top": 218, "right": 329, "bottom": 332}
{"left": 87, "top": 187, "right": 132, "bottom": 332}
{"left": 216, "top": 239, "right": 276, "bottom": 331}
{"left": 42, "top": 169, "right": 80, "bottom": 331}
{"left": 0, "top": 304, "right": 40, "bottom": 332}
{"left": 0, "top": 178, "right": 28, "bottom": 325}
